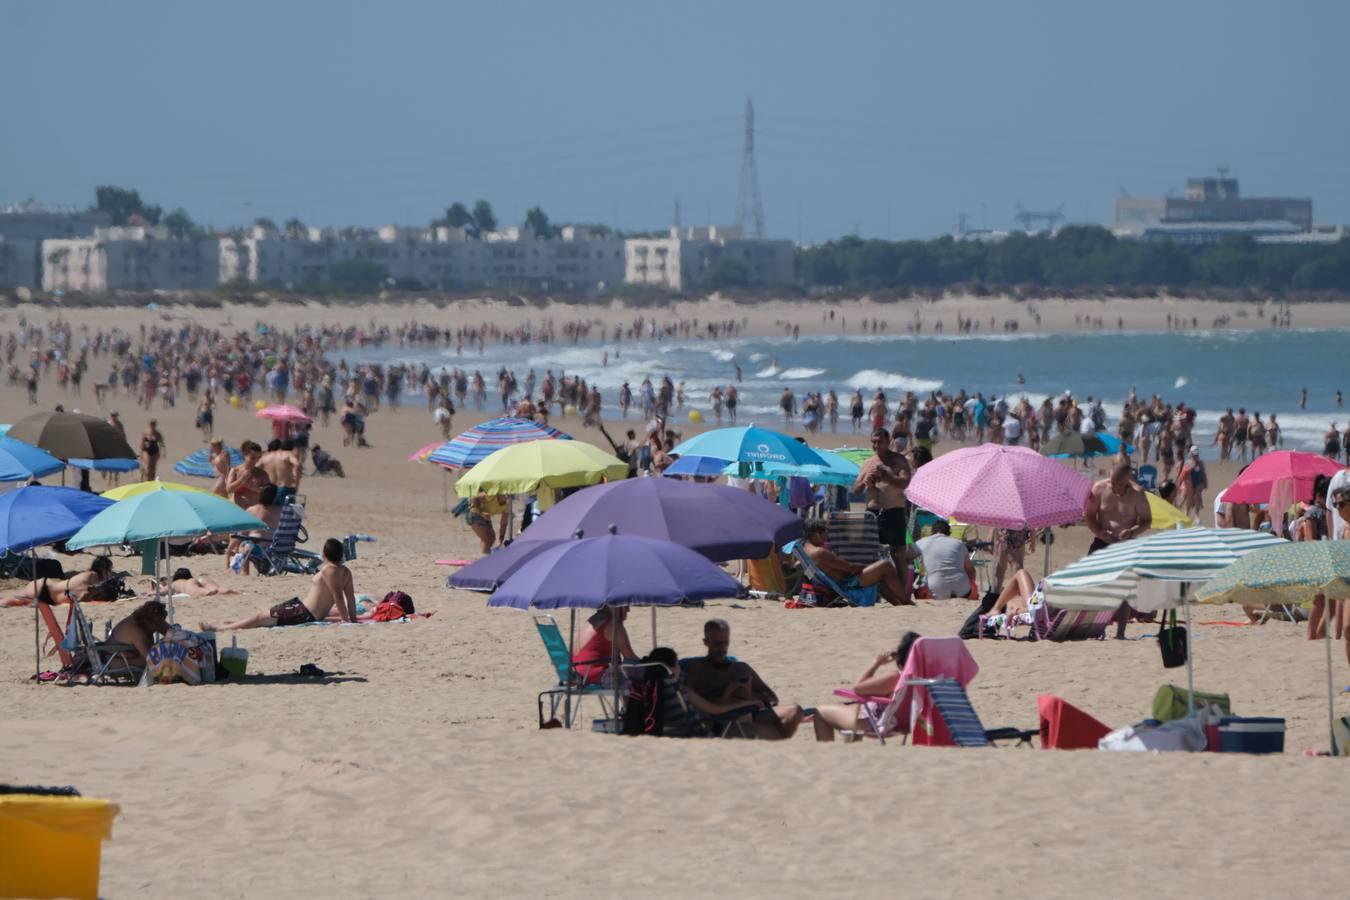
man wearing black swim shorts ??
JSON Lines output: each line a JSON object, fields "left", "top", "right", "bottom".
{"left": 853, "top": 428, "right": 913, "bottom": 553}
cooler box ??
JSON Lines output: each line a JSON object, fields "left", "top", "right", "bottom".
{"left": 0, "top": 793, "right": 119, "bottom": 899}
{"left": 1218, "top": 716, "right": 1286, "bottom": 754}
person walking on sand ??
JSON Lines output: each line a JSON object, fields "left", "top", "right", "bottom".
{"left": 209, "top": 437, "right": 231, "bottom": 497}
{"left": 139, "top": 419, "right": 165, "bottom": 481}
{"left": 1177, "top": 447, "right": 1207, "bottom": 519}
{"left": 1084, "top": 461, "right": 1150, "bottom": 554}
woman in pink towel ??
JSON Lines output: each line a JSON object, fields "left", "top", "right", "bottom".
{"left": 812, "top": 631, "right": 920, "bottom": 741}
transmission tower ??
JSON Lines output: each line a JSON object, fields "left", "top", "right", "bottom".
{"left": 735, "top": 99, "right": 765, "bottom": 237}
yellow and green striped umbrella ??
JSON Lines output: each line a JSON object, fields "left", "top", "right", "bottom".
{"left": 1196, "top": 541, "right": 1350, "bottom": 607}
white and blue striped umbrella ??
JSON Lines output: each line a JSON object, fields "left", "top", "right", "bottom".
{"left": 1044, "top": 527, "right": 1287, "bottom": 611}
{"left": 427, "top": 417, "right": 571, "bottom": 470}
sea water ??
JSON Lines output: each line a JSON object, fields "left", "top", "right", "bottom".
{"left": 347, "top": 327, "right": 1350, "bottom": 455}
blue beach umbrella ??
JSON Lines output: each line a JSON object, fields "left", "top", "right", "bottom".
{"left": 0, "top": 437, "right": 66, "bottom": 482}
{"left": 67, "top": 457, "right": 140, "bottom": 473}
{"left": 428, "top": 417, "right": 572, "bottom": 470}
{"left": 670, "top": 425, "right": 827, "bottom": 467}
{"left": 662, "top": 454, "right": 733, "bottom": 479}
{"left": 758, "top": 446, "right": 862, "bottom": 487}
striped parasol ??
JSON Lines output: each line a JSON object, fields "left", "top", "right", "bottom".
{"left": 173, "top": 446, "right": 243, "bottom": 478}
{"left": 427, "top": 417, "right": 571, "bottom": 470}
{"left": 1046, "top": 527, "right": 1287, "bottom": 589}
{"left": 1195, "top": 541, "right": 1350, "bottom": 608}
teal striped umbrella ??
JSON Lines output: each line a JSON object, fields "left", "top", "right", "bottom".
{"left": 1196, "top": 542, "right": 1350, "bottom": 608}
{"left": 1046, "top": 527, "right": 1287, "bottom": 594}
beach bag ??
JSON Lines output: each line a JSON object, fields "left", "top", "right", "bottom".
{"left": 1157, "top": 609, "right": 1187, "bottom": 668}
{"left": 1151, "top": 684, "right": 1231, "bottom": 723}
{"left": 372, "top": 591, "right": 414, "bottom": 621}
{"left": 382, "top": 591, "right": 415, "bottom": 614}
{"left": 1099, "top": 716, "right": 1207, "bottom": 752}
{"left": 85, "top": 576, "right": 128, "bottom": 602}
{"left": 146, "top": 631, "right": 215, "bottom": 685}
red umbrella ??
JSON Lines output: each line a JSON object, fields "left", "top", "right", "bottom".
{"left": 255, "top": 404, "right": 313, "bottom": 424}
{"left": 1221, "top": 450, "right": 1345, "bottom": 504}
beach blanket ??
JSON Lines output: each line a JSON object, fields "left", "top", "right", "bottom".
{"left": 292, "top": 611, "right": 435, "bottom": 627}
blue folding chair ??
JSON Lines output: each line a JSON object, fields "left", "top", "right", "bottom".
{"left": 534, "top": 615, "right": 614, "bottom": 728}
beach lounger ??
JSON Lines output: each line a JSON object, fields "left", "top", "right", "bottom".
{"left": 826, "top": 511, "right": 890, "bottom": 562}
{"left": 829, "top": 636, "right": 981, "bottom": 746}
{"left": 534, "top": 615, "right": 614, "bottom": 728}
{"left": 910, "top": 678, "right": 1036, "bottom": 747}
{"left": 791, "top": 543, "right": 875, "bottom": 607}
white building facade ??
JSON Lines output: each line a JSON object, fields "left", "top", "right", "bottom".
{"left": 625, "top": 226, "right": 795, "bottom": 291}
{"left": 43, "top": 227, "right": 219, "bottom": 292}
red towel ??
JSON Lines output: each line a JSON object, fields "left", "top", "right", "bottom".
{"left": 1038, "top": 695, "right": 1111, "bottom": 750}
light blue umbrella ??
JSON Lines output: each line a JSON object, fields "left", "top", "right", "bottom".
{"left": 670, "top": 425, "right": 827, "bottom": 467}
{"left": 0, "top": 437, "right": 66, "bottom": 482}
{"left": 67, "top": 457, "right": 140, "bottom": 473}
{"left": 757, "top": 447, "right": 861, "bottom": 487}
{"left": 66, "top": 489, "right": 264, "bottom": 549}
{"left": 662, "top": 454, "right": 732, "bottom": 479}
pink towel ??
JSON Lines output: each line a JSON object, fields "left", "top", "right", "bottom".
{"left": 896, "top": 636, "right": 979, "bottom": 746}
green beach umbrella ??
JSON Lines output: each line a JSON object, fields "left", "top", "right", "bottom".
{"left": 1197, "top": 541, "right": 1350, "bottom": 754}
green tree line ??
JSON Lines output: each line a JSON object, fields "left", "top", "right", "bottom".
{"left": 796, "top": 226, "right": 1350, "bottom": 293}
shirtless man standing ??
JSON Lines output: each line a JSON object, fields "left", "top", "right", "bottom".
{"left": 260, "top": 439, "right": 302, "bottom": 505}
{"left": 1084, "top": 462, "right": 1152, "bottom": 554}
{"left": 853, "top": 428, "right": 913, "bottom": 555}
{"left": 204, "top": 538, "right": 357, "bottom": 629}
{"left": 209, "top": 438, "right": 231, "bottom": 497}
{"left": 684, "top": 619, "right": 803, "bottom": 740}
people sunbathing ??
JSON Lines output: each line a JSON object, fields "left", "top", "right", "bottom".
{"left": 812, "top": 631, "right": 921, "bottom": 741}
{"left": 3, "top": 556, "right": 115, "bottom": 607}
{"left": 800, "top": 519, "right": 910, "bottom": 605}
{"left": 202, "top": 539, "right": 357, "bottom": 630}
{"left": 152, "top": 568, "right": 236, "bottom": 597}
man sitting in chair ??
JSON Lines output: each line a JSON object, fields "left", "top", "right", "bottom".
{"left": 685, "top": 619, "right": 803, "bottom": 740}
{"left": 801, "top": 520, "right": 910, "bottom": 605}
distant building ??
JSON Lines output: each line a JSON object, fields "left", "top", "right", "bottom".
{"left": 43, "top": 227, "right": 219, "bottom": 292}
{"left": 1115, "top": 176, "right": 1312, "bottom": 237}
{"left": 625, "top": 226, "right": 795, "bottom": 291}
{"left": 0, "top": 205, "right": 110, "bottom": 288}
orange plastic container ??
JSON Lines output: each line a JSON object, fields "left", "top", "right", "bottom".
{"left": 0, "top": 794, "right": 119, "bottom": 899}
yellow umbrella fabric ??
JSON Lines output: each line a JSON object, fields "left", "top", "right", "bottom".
{"left": 1147, "top": 492, "right": 1194, "bottom": 529}
{"left": 101, "top": 480, "right": 215, "bottom": 501}
{"left": 454, "top": 439, "right": 627, "bottom": 497}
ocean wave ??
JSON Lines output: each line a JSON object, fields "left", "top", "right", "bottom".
{"left": 844, "top": 369, "right": 944, "bottom": 393}
{"left": 776, "top": 367, "right": 827, "bottom": 380}
{"left": 710, "top": 349, "right": 736, "bottom": 362}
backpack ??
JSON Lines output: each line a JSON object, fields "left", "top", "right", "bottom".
{"left": 622, "top": 670, "right": 667, "bottom": 736}
{"left": 372, "top": 590, "right": 414, "bottom": 621}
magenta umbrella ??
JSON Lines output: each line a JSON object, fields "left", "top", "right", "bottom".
{"left": 1221, "top": 450, "right": 1344, "bottom": 505}
{"left": 256, "top": 404, "right": 313, "bottom": 423}
{"left": 906, "top": 444, "right": 1093, "bottom": 530}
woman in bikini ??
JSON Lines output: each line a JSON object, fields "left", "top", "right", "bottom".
{"left": 203, "top": 539, "right": 357, "bottom": 630}
{"left": 209, "top": 437, "right": 231, "bottom": 497}
{"left": 151, "top": 567, "right": 236, "bottom": 598}
{"left": 992, "top": 527, "right": 1036, "bottom": 594}
{"left": 3, "top": 556, "right": 115, "bottom": 607}
{"left": 140, "top": 419, "right": 165, "bottom": 482}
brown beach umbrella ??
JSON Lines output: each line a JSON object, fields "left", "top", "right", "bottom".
{"left": 7, "top": 411, "right": 136, "bottom": 460}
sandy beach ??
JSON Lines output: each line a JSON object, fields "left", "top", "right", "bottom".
{"left": 0, "top": 300, "right": 1346, "bottom": 899}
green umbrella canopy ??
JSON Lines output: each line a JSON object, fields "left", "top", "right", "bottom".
{"left": 1196, "top": 541, "right": 1350, "bottom": 607}
{"left": 65, "top": 490, "right": 265, "bottom": 549}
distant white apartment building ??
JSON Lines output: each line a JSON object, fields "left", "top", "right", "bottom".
{"left": 0, "top": 206, "right": 110, "bottom": 289}
{"left": 219, "top": 223, "right": 623, "bottom": 292}
{"left": 625, "top": 226, "right": 795, "bottom": 291}
{"left": 42, "top": 227, "right": 219, "bottom": 292}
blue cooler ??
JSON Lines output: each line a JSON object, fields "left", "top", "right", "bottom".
{"left": 1218, "top": 717, "right": 1285, "bottom": 754}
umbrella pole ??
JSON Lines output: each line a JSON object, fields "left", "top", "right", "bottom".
{"left": 32, "top": 548, "right": 39, "bottom": 682}
{"left": 652, "top": 607, "right": 658, "bottom": 651}
{"left": 1325, "top": 595, "right": 1336, "bottom": 755}
{"left": 610, "top": 604, "right": 621, "bottom": 735}
{"left": 163, "top": 540, "right": 174, "bottom": 627}
{"left": 1182, "top": 584, "right": 1195, "bottom": 717}
{"left": 1041, "top": 530, "right": 1051, "bottom": 579}
{"left": 565, "top": 609, "right": 575, "bottom": 727}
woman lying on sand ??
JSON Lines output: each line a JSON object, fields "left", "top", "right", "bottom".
{"left": 202, "top": 539, "right": 356, "bottom": 630}
{"left": 147, "top": 568, "right": 236, "bottom": 598}
{"left": 2, "top": 556, "right": 114, "bottom": 607}
{"left": 812, "top": 631, "right": 921, "bottom": 741}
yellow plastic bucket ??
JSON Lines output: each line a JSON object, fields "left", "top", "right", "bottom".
{"left": 0, "top": 794, "right": 120, "bottom": 900}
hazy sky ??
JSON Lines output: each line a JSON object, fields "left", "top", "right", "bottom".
{"left": 3, "top": 0, "right": 1346, "bottom": 242}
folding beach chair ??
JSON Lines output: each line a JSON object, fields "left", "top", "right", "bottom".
{"left": 1029, "top": 604, "right": 1116, "bottom": 641}
{"left": 67, "top": 603, "right": 143, "bottom": 685}
{"left": 791, "top": 543, "right": 876, "bottom": 607}
{"left": 534, "top": 615, "right": 614, "bottom": 729}
{"left": 674, "top": 657, "right": 763, "bottom": 738}
{"left": 247, "top": 504, "right": 320, "bottom": 575}
{"left": 1137, "top": 465, "right": 1158, "bottom": 491}
{"left": 625, "top": 660, "right": 761, "bottom": 738}
{"left": 1038, "top": 695, "right": 1111, "bottom": 750}
{"left": 826, "top": 511, "right": 890, "bottom": 562}
{"left": 910, "top": 678, "right": 1036, "bottom": 747}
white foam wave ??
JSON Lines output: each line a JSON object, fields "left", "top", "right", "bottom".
{"left": 775, "top": 367, "right": 827, "bottom": 380}
{"left": 754, "top": 365, "right": 778, "bottom": 378}
{"left": 711, "top": 349, "right": 736, "bottom": 362}
{"left": 1174, "top": 376, "right": 1189, "bottom": 389}
{"left": 845, "top": 369, "right": 944, "bottom": 393}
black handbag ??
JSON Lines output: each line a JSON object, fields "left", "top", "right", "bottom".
{"left": 1158, "top": 609, "right": 1188, "bottom": 668}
